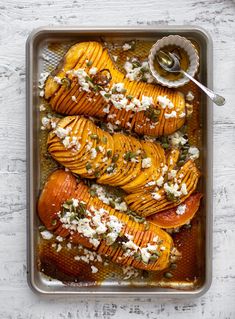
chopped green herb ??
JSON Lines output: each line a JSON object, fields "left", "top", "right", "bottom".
{"left": 104, "top": 93, "right": 111, "bottom": 98}
{"left": 144, "top": 107, "right": 160, "bottom": 123}
{"left": 94, "top": 170, "right": 100, "bottom": 178}
{"left": 162, "top": 143, "right": 169, "bottom": 149}
{"left": 90, "top": 134, "right": 99, "bottom": 140}
{"left": 61, "top": 77, "right": 71, "bottom": 89}
{"left": 178, "top": 160, "right": 185, "bottom": 167}
{"left": 86, "top": 163, "right": 92, "bottom": 170}
{"left": 107, "top": 149, "right": 112, "bottom": 158}
{"left": 89, "top": 189, "right": 97, "bottom": 197}
{"left": 85, "top": 75, "right": 93, "bottom": 83}
{"left": 62, "top": 203, "right": 71, "bottom": 210}
{"left": 132, "top": 61, "right": 141, "bottom": 68}
{"left": 164, "top": 272, "right": 174, "bottom": 279}
{"left": 112, "top": 153, "right": 119, "bottom": 163}
{"left": 38, "top": 225, "right": 46, "bottom": 232}
{"left": 86, "top": 60, "right": 93, "bottom": 66}
{"left": 51, "top": 219, "right": 57, "bottom": 226}
{"left": 149, "top": 254, "right": 159, "bottom": 261}
{"left": 109, "top": 200, "right": 116, "bottom": 209}
{"left": 102, "top": 137, "right": 107, "bottom": 144}
{"left": 170, "top": 263, "right": 177, "bottom": 270}
{"left": 166, "top": 192, "right": 178, "bottom": 202}
{"left": 124, "top": 151, "right": 137, "bottom": 161}
{"left": 126, "top": 95, "right": 133, "bottom": 100}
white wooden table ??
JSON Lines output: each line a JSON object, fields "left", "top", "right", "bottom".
{"left": 0, "top": 0, "right": 234, "bottom": 317}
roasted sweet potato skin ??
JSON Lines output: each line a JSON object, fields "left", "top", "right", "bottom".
{"left": 38, "top": 170, "right": 77, "bottom": 230}
{"left": 147, "top": 193, "right": 203, "bottom": 228}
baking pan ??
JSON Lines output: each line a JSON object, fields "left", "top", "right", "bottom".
{"left": 26, "top": 26, "right": 213, "bottom": 296}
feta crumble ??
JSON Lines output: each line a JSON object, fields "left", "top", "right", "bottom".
{"left": 164, "top": 111, "right": 177, "bottom": 119}
{"left": 122, "top": 43, "right": 132, "bottom": 51}
{"left": 152, "top": 192, "right": 161, "bottom": 200}
{"left": 40, "top": 230, "right": 53, "bottom": 240}
{"left": 142, "top": 157, "right": 152, "bottom": 169}
{"left": 157, "top": 95, "right": 174, "bottom": 109}
{"left": 176, "top": 204, "right": 187, "bottom": 215}
{"left": 91, "top": 265, "right": 98, "bottom": 273}
{"left": 186, "top": 91, "right": 195, "bottom": 101}
{"left": 188, "top": 146, "right": 200, "bottom": 160}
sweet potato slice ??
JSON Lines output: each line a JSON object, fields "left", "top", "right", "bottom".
{"left": 147, "top": 193, "right": 203, "bottom": 228}
{"left": 38, "top": 170, "right": 77, "bottom": 230}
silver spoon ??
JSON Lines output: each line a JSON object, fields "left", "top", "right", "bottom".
{"left": 156, "top": 50, "right": 225, "bottom": 106}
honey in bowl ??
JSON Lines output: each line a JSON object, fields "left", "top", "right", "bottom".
{"left": 154, "top": 45, "right": 190, "bottom": 81}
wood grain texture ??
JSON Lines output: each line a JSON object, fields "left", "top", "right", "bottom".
{"left": 0, "top": 0, "right": 235, "bottom": 318}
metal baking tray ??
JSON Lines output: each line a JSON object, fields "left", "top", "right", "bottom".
{"left": 26, "top": 26, "right": 213, "bottom": 296}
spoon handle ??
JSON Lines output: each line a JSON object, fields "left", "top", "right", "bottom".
{"left": 181, "top": 71, "right": 225, "bottom": 106}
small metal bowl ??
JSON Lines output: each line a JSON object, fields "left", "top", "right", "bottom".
{"left": 148, "top": 35, "right": 199, "bottom": 88}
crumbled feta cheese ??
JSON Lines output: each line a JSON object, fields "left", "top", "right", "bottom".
{"left": 168, "top": 131, "right": 188, "bottom": 147}
{"left": 71, "top": 95, "right": 77, "bottom": 102}
{"left": 156, "top": 176, "right": 164, "bottom": 187}
{"left": 91, "top": 265, "right": 98, "bottom": 273}
{"left": 186, "top": 91, "right": 195, "bottom": 101}
{"left": 124, "top": 60, "right": 154, "bottom": 83}
{"left": 181, "top": 183, "right": 188, "bottom": 195}
{"left": 89, "top": 67, "right": 98, "bottom": 75}
{"left": 145, "top": 181, "right": 156, "bottom": 187}
{"left": 142, "top": 157, "right": 152, "bottom": 169}
{"left": 161, "top": 165, "right": 168, "bottom": 175}
{"left": 179, "top": 112, "right": 186, "bottom": 118}
{"left": 54, "top": 76, "right": 62, "bottom": 84}
{"left": 113, "top": 82, "right": 125, "bottom": 93}
{"left": 152, "top": 192, "right": 161, "bottom": 200}
{"left": 188, "top": 146, "right": 200, "bottom": 160}
{"left": 41, "top": 117, "right": 50, "bottom": 127}
{"left": 153, "top": 236, "right": 159, "bottom": 243}
{"left": 165, "top": 111, "right": 177, "bottom": 119}
{"left": 157, "top": 95, "right": 174, "bottom": 109}
{"left": 40, "top": 230, "right": 53, "bottom": 240}
{"left": 122, "top": 266, "right": 139, "bottom": 280}
{"left": 113, "top": 55, "right": 118, "bottom": 62}
{"left": 164, "top": 182, "right": 182, "bottom": 198}
{"left": 56, "top": 236, "right": 64, "bottom": 242}
{"left": 140, "top": 247, "right": 151, "bottom": 263}
{"left": 38, "top": 72, "right": 50, "bottom": 89}
{"left": 39, "top": 90, "right": 44, "bottom": 97}
{"left": 168, "top": 170, "right": 177, "bottom": 180}
{"left": 39, "top": 104, "right": 46, "bottom": 111}
{"left": 176, "top": 204, "right": 187, "bottom": 215}
{"left": 54, "top": 126, "right": 71, "bottom": 139}
{"left": 56, "top": 244, "right": 62, "bottom": 252}
{"left": 103, "top": 106, "right": 110, "bottom": 113}
{"left": 90, "top": 148, "right": 97, "bottom": 159}
{"left": 72, "top": 198, "right": 79, "bottom": 207}
{"left": 122, "top": 43, "right": 132, "bottom": 51}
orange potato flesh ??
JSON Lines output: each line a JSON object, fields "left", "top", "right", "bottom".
{"left": 38, "top": 170, "right": 174, "bottom": 271}
{"left": 147, "top": 193, "right": 203, "bottom": 228}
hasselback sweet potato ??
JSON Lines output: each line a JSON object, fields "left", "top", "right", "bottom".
{"left": 44, "top": 41, "right": 186, "bottom": 137}
{"left": 47, "top": 116, "right": 200, "bottom": 216}
{"left": 38, "top": 170, "right": 174, "bottom": 271}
